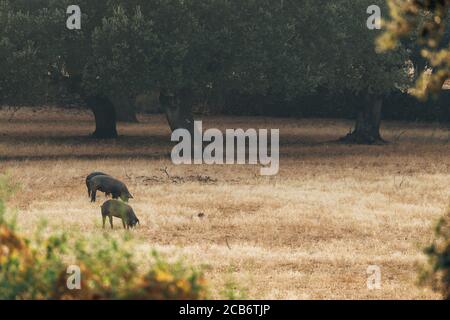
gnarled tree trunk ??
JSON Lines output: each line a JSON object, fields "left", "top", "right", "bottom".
{"left": 341, "top": 94, "right": 385, "bottom": 144}
{"left": 160, "top": 88, "right": 195, "bottom": 136}
{"left": 85, "top": 95, "right": 118, "bottom": 139}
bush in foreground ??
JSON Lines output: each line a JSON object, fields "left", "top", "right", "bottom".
{"left": 420, "top": 206, "right": 450, "bottom": 300}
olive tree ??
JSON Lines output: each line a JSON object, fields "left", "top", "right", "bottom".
{"left": 325, "top": 0, "right": 410, "bottom": 144}
{"left": 82, "top": 6, "right": 159, "bottom": 129}
{"left": 90, "top": 1, "right": 333, "bottom": 135}
{"left": 89, "top": 1, "right": 200, "bottom": 135}
{"left": 0, "top": 0, "right": 121, "bottom": 137}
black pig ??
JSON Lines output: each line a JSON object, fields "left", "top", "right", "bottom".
{"left": 89, "top": 175, "right": 133, "bottom": 202}
{"left": 86, "top": 172, "right": 110, "bottom": 197}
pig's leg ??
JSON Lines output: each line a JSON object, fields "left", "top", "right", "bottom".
{"left": 91, "top": 189, "right": 97, "bottom": 202}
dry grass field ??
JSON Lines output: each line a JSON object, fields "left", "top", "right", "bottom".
{"left": 1, "top": 106, "right": 449, "bottom": 299}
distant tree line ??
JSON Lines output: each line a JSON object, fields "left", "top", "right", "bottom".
{"left": 0, "top": 0, "right": 447, "bottom": 143}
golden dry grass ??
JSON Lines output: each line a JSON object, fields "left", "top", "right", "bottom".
{"left": 1, "top": 106, "right": 449, "bottom": 299}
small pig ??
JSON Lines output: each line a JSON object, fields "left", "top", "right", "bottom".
{"left": 101, "top": 200, "right": 140, "bottom": 229}
{"left": 89, "top": 175, "right": 133, "bottom": 202}
{"left": 86, "top": 172, "right": 110, "bottom": 197}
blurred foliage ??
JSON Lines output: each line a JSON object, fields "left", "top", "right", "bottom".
{"left": 420, "top": 206, "right": 450, "bottom": 300}
{"left": 378, "top": 0, "right": 450, "bottom": 99}
{"left": 0, "top": 179, "right": 207, "bottom": 300}
{"left": 220, "top": 272, "right": 248, "bottom": 300}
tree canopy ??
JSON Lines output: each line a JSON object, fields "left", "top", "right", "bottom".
{"left": 0, "top": 0, "right": 416, "bottom": 142}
